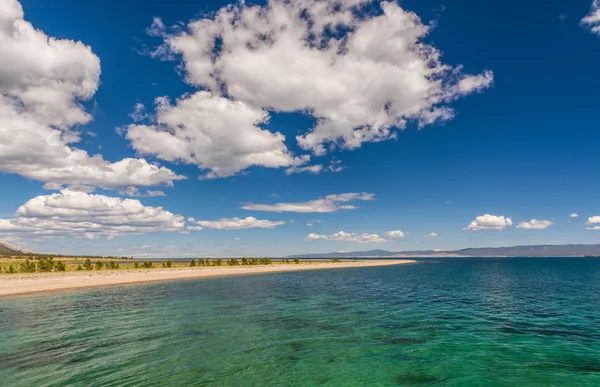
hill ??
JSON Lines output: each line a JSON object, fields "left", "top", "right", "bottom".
{"left": 0, "top": 241, "right": 34, "bottom": 255}
{"left": 289, "top": 244, "right": 600, "bottom": 258}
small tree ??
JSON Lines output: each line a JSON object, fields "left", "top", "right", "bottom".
{"left": 190, "top": 259, "right": 196, "bottom": 267}
{"left": 76, "top": 264, "right": 83, "bottom": 271}
{"left": 83, "top": 259, "right": 93, "bottom": 270}
{"left": 19, "top": 260, "right": 36, "bottom": 273}
{"left": 294, "top": 258, "right": 299, "bottom": 264}
{"left": 55, "top": 261, "right": 66, "bottom": 271}
{"left": 8, "top": 265, "right": 15, "bottom": 274}
{"left": 166, "top": 259, "right": 173, "bottom": 268}
{"left": 134, "top": 262, "right": 139, "bottom": 269}
{"left": 214, "top": 258, "right": 222, "bottom": 266}
{"left": 241, "top": 257, "right": 248, "bottom": 265}
{"left": 95, "top": 261, "right": 104, "bottom": 270}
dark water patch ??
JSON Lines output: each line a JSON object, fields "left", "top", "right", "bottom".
{"left": 527, "top": 359, "right": 600, "bottom": 374}
{"left": 393, "top": 373, "right": 444, "bottom": 385}
{"left": 384, "top": 337, "right": 429, "bottom": 345}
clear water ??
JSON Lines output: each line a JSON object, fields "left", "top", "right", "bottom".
{"left": 2, "top": 258, "right": 600, "bottom": 386}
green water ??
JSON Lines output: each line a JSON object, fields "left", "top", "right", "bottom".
{"left": 2, "top": 258, "right": 600, "bottom": 386}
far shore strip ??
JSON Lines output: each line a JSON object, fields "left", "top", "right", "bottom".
{"left": 0, "top": 260, "right": 415, "bottom": 297}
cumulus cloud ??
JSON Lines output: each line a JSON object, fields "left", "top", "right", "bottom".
{"left": 306, "top": 229, "right": 405, "bottom": 243}
{"left": 118, "top": 187, "right": 167, "bottom": 197}
{"left": 151, "top": 0, "right": 492, "bottom": 156}
{"left": 0, "top": 0, "right": 182, "bottom": 189}
{"left": 195, "top": 217, "right": 285, "bottom": 230}
{"left": 126, "top": 92, "right": 308, "bottom": 179}
{"left": 424, "top": 232, "right": 438, "bottom": 237}
{"left": 464, "top": 214, "right": 513, "bottom": 231}
{"left": 383, "top": 230, "right": 406, "bottom": 239}
{"left": 305, "top": 231, "right": 387, "bottom": 244}
{"left": 571, "top": 213, "right": 579, "bottom": 218}
{"left": 0, "top": 189, "right": 185, "bottom": 239}
{"left": 582, "top": 0, "right": 600, "bottom": 35}
{"left": 587, "top": 226, "right": 600, "bottom": 231}
{"left": 516, "top": 219, "right": 553, "bottom": 230}
{"left": 586, "top": 216, "right": 600, "bottom": 225}
{"left": 242, "top": 192, "right": 374, "bottom": 213}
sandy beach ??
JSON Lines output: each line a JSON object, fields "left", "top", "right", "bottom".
{"left": 0, "top": 260, "right": 414, "bottom": 297}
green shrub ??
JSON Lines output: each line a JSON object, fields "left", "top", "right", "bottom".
{"left": 241, "top": 257, "right": 248, "bottom": 265}
{"left": 190, "top": 259, "right": 196, "bottom": 267}
{"left": 37, "top": 258, "right": 55, "bottom": 272}
{"left": 214, "top": 258, "right": 222, "bottom": 266}
{"left": 8, "top": 265, "right": 15, "bottom": 274}
{"left": 134, "top": 262, "right": 139, "bottom": 269}
{"left": 83, "top": 259, "right": 93, "bottom": 270}
{"left": 76, "top": 264, "right": 83, "bottom": 271}
{"left": 55, "top": 261, "right": 66, "bottom": 271}
{"left": 332, "top": 258, "right": 341, "bottom": 262}
{"left": 166, "top": 259, "right": 173, "bottom": 268}
{"left": 294, "top": 258, "right": 299, "bottom": 264}
{"left": 142, "top": 261, "right": 153, "bottom": 269}
{"left": 19, "top": 260, "right": 36, "bottom": 273}
{"left": 95, "top": 261, "right": 104, "bottom": 270}
{"left": 227, "top": 258, "right": 239, "bottom": 266}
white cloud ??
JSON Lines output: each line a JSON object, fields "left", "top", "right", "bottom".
{"left": 424, "top": 232, "right": 438, "bottom": 237}
{"left": 153, "top": 0, "right": 492, "bottom": 156}
{"left": 286, "top": 164, "right": 324, "bottom": 175}
{"left": 586, "top": 216, "right": 600, "bottom": 225}
{"left": 383, "top": 230, "right": 406, "bottom": 239}
{"left": 306, "top": 219, "right": 323, "bottom": 227}
{"left": 516, "top": 219, "right": 553, "bottom": 230}
{"left": 0, "top": 189, "right": 185, "bottom": 239}
{"left": 242, "top": 192, "right": 374, "bottom": 213}
{"left": 582, "top": 0, "right": 600, "bottom": 35}
{"left": 118, "top": 187, "right": 167, "bottom": 197}
{"left": 305, "top": 231, "right": 387, "bottom": 244}
{"left": 196, "top": 217, "right": 285, "bottom": 230}
{"left": 0, "top": 0, "right": 182, "bottom": 189}
{"left": 127, "top": 92, "right": 308, "bottom": 179}
{"left": 464, "top": 214, "right": 513, "bottom": 231}
{"left": 587, "top": 226, "right": 600, "bottom": 231}
{"left": 305, "top": 229, "right": 405, "bottom": 243}
{"left": 571, "top": 213, "right": 579, "bottom": 218}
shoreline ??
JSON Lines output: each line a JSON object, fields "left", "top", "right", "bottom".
{"left": 0, "top": 260, "right": 415, "bottom": 297}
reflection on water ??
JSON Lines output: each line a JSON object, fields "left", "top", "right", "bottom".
{"left": 2, "top": 258, "right": 600, "bottom": 386}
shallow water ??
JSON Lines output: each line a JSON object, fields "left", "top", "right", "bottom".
{"left": 2, "top": 258, "right": 600, "bottom": 386}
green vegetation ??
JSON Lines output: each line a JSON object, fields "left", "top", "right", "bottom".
{"left": 294, "top": 258, "right": 299, "bottom": 264}
{"left": 332, "top": 258, "right": 341, "bottom": 262}
{"left": 83, "top": 259, "right": 93, "bottom": 270}
{"left": 189, "top": 259, "right": 196, "bottom": 267}
{"left": 227, "top": 258, "right": 239, "bottom": 266}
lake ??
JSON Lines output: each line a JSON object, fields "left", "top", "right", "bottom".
{"left": 2, "top": 258, "right": 600, "bottom": 386}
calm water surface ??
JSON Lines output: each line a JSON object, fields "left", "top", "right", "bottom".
{"left": 2, "top": 258, "right": 600, "bottom": 386}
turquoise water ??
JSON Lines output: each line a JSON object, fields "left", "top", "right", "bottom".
{"left": 2, "top": 258, "right": 600, "bottom": 386}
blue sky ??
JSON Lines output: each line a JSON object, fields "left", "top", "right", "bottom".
{"left": 1, "top": 0, "right": 599, "bottom": 257}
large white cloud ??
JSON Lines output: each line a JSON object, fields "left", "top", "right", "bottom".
{"left": 383, "top": 230, "right": 406, "bottom": 239}
{"left": 242, "top": 192, "right": 374, "bottom": 213}
{"left": 464, "top": 214, "right": 513, "bottom": 231}
{"left": 0, "top": 189, "right": 186, "bottom": 239}
{"left": 126, "top": 93, "right": 308, "bottom": 179}
{"left": 0, "top": 0, "right": 182, "bottom": 189}
{"left": 582, "top": 1, "right": 600, "bottom": 35}
{"left": 152, "top": 0, "right": 493, "bottom": 156}
{"left": 195, "top": 217, "right": 285, "bottom": 230}
{"left": 516, "top": 219, "right": 553, "bottom": 230}
{"left": 586, "top": 216, "right": 600, "bottom": 225}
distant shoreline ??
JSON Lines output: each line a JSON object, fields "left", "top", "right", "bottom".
{"left": 0, "top": 260, "right": 415, "bottom": 297}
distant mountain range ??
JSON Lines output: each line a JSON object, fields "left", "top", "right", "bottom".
{"left": 0, "top": 241, "right": 34, "bottom": 255}
{"left": 289, "top": 244, "right": 600, "bottom": 258}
